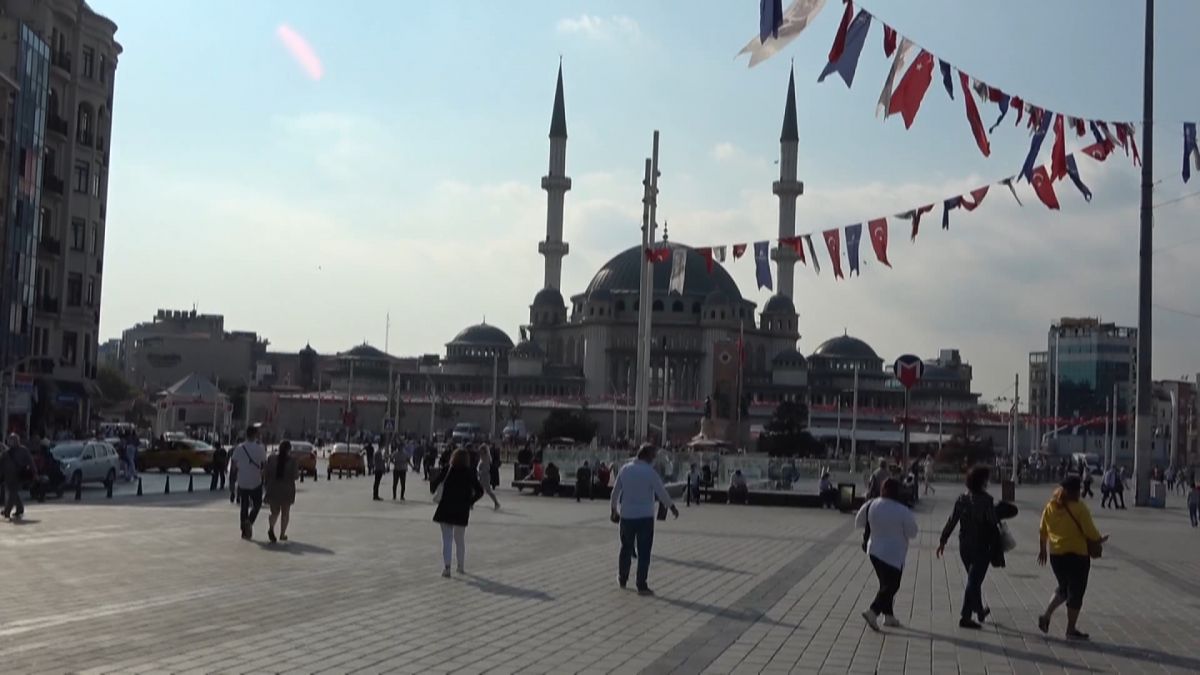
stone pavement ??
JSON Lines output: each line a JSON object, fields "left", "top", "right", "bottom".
{"left": 2, "top": 472, "right": 1198, "bottom": 674}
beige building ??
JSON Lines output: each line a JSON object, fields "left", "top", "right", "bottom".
{"left": 122, "top": 309, "right": 265, "bottom": 393}
{"left": 0, "top": 0, "right": 120, "bottom": 431}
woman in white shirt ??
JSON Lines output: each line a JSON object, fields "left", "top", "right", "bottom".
{"left": 855, "top": 477, "right": 919, "bottom": 631}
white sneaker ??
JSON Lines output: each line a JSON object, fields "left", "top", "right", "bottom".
{"left": 862, "top": 611, "right": 880, "bottom": 632}
{"left": 883, "top": 615, "right": 903, "bottom": 628}
{"left": 441, "top": 567, "right": 451, "bottom": 578}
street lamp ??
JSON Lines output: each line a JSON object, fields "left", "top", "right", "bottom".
{"left": 1, "top": 356, "right": 45, "bottom": 440}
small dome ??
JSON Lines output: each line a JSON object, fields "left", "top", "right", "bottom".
{"left": 772, "top": 348, "right": 807, "bottom": 368}
{"left": 340, "top": 343, "right": 390, "bottom": 359}
{"left": 532, "top": 287, "right": 565, "bottom": 307}
{"left": 813, "top": 335, "right": 879, "bottom": 360}
{"left": 511, "top": 340, "right": 545, "bottom": 359}
{"left": 449, "top": 323, "right": 514, "bottom": 348}
{"left": 763, "top": 294, "right": 796, "bottom": 314}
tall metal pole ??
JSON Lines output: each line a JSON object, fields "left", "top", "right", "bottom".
{"left": 1111, "top": 382, "right": 1119, "bottom": 468}
{"left": 937, "top": 396, "right": 944, "bottom": 456}
{"left": 835, "top": 396, "right": 842, "bottom": 456}
{"left": 1012, "top": 373, "right": 1020, "bottom": 483}
{"left": 345, "top": 359, "right": 354, "bottom": 447}
{"left": 635, "top": 132, "right": 660, "bottom": 443}
{"left": 850, "top": 366, "right": 858, "bottom": 473}
{"left": 902, "top": 389, "right": 910, "bottom": 465}
{"left": 1053, "top": 329, "right": 1061, "bottom": 438}
{"left": 315, "top": 369, "right": 322, "bottom": 441}
{"left": 490, "top": 353, "right": 499, "bottom": 439}
{"left": 1134, "top": 0, "right": 1155, "bottom": 506}
{"left": 1104, "top": 395, "right": 1111, "bottom": 469}
{"left": 661, "top": 356, "right": 669, "bottom": 446}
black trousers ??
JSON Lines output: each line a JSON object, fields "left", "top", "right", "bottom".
{"left": 869, "top": 555, "right": 903, "bottom": 617}
{"left": 392, "top": 469, "right": 407, "bottom": 499}
{"left": 1049, "top": 553, "right": 1091, "bottom": 610}
{"left": 373, "top": 471, "right": 386, "bottom": 498}
{"left": 210, "top": 467, "right": 226, "bottom": 491}
{"left": 238, "top": 486, "right": 263, "bottom": 527}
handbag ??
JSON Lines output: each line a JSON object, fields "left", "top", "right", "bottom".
{"left": 997, "top": 521, "right": 1017, "bottom": 553}
{"left": 1062, "top": 503, "right": 1103, "bottom": 559}
{"left": 432, "top": 472, "right": 446, "bottom": 504}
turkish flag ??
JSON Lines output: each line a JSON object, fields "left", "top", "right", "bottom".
{"left": 698, "top": 247, "right": 714, "bottom": 273}
{"left": 1081, "top": 140, "right": 1114, "bottom": 162}
{"left": 888, "top": 50, "right": 935, "bottom": 129}
{"left": 961, "top": 186, "right": 989, "bottom": 211}
{"left": 732, "top": 243, "right": 748, "bottom": 259}
{"left": 1072, "top": 117, "right": 1086, "bottom": 137}
{"left": 883, "top": 24, "right": 897, "bottom": 56}
{"left": 644, "top": 246, "right": 670, "bottom": 263}
{"left": 1126, "top": 124, "right": 1141, "bottom": 166}
{"left": 779, "top": 236, "right": 805, "bottom": 263}
{"left": 1031, "top": 166, "right": 1060, "bottom": 210}
{"left": 868, "top": 218, "right": 890, "bottom": 267}
{"left": 1050, "top": 114, "right": 1067, "bottom": 180}
{"left": 958, "top": 71, "right": 990, "bottom": 157}
{"left": 822, "top": 229, "right": 844, "bottom": 279}
{"left": 1011, "top": 96, "right": 1024, "bottom": 125}
{"left": 828, "top": 0, "right": 855, "bottom": 64}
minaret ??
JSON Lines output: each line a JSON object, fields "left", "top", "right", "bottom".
{"left": 771, "top": 66, "right": 805, "bottom": 299}
{"left": 539, "top": 63, "right": 572, "bottom": 290}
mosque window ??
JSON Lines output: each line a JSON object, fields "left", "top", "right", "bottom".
{"left": 692, "top": 302, "right": 701, "bottom": 314}
{"left": 672, "top": 300, "right": 683, "bottom": 312}
{"left": 653, "top": 300, "right": 663, "bottom": 312}
{"left": 720, "top": 311, "right": 726, "bottom": 320}
{"left": 616, "top": 300, "right": 626, "bottom": 312}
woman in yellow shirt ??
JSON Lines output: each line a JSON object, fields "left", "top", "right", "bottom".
{"left": 1037, "top": 474, "right": 1108, "bottom": 641}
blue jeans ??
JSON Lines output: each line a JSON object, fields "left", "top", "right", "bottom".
{"left": 1189, "top": 503, "right": 1198, "bottom": 527}
{"left": 619, "top": 517, "right": 655, "bottom": 589}
{"left": 961, "top": 552, "right": 990, "bottom": 620}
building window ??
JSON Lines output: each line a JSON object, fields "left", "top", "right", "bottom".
{"left": 74, "top": 162, "right": 89, "bottom": 193}
{"left": 86, "top": 276, "right": 96, "bottom": 306}
{"left": 67, "top": 273, "right": 82, "bottom": 306}
{"left": 90, "top": 222, "right": 99, "bottom": 254}
{"left": 99, "top": 54, "right": 108, "bottom": 83}
{"left": 77, "top": 103, "right": 93, "bottom": 144}
{"left": 672, "top": 300, "right": 683, "bottom": 312}
{"left": 62, "top": 331, "right": 78, "bottom": 365}
{"left": 71, "top": 219, "right": 85, "bottom": 250}
{"left": 82, "top": 47, "right": 95, "bottom": 79}
{"left": 92, "top": 163, "right": 101, "bottom": 196}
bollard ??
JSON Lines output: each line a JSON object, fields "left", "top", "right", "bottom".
{"left": 74, "top": 479, "right": 82, "bottom": 501}
{"left": 165, "top": 475, "right": 171, "bottom": 495}
{"left": 188, "top": 475, "right": 194, "bottom": 493}
{"left": 105, "top": 479, "right": 113, "bottom": 499}
{"left": 299, "top": 470, "right": 305, "bottom": 483}
{"left": 136, "top": 478, "right": 143, "bottom": 496}
{"left": 314, "top": 470, "right": 318, "bottom": 482}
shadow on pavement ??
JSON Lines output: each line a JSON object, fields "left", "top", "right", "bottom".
{"left": 652, "top": 595, "right": 792, "bottom": 629}
{"left": 254, "top": 540, "right": 335, "bottom": 555}
{"left": 655, "top": 555, "right": 750, "bottom": 575}
{"left": 460, "top": 573, "right": 554, "bottom": 602}
{"left": 900, "top": 627, "right": 1096, "bottom": 671}
{"left": 5, "top": 518, "right": 40, "bottom": 525}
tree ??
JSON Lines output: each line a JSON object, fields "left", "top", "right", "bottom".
{"left": 541, "top": 408, "right": 598, "bottom": 444}
{"left": 96, "top": 365, "right": 135, "bottom": 407}
{"left": 757, "top": 399, "right": 823, "bottom": 457}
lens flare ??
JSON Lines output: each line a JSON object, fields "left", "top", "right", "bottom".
{"left": 276, "top": 23, "right": 323, "bottom": 81}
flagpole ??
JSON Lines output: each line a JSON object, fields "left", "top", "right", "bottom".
{"left": 850, "top": 366, "right": 858, "bottom": 475}
{"left": 1133, "top": 0, "right": 1154, "bottom": 506}
{"left": 736, "top": 320, "right": 744, "bottom": 450}
{"left": 315, "top": 368, "right": 322, "bottom": 441}
{"left": 635, "top": 132, "right": 660, "bottom": 443}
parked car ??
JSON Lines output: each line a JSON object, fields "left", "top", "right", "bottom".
{"left": 51, "top": 441, "right": 121, "bottom": 488}
{"left": 327, "top": 443, "right": 365, "bottom": 479}
{"left": 450, "top": 422, "right": 482, "bottom": 444}
{"left": 285, "top": 441, "right": 318, "bottom": 478}
{"left": 138, "top": 438, "right": 216, "bottom": 474}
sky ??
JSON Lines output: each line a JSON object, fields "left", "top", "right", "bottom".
{"left": 90, "top": 0, "right": 1200, "bottom": 405}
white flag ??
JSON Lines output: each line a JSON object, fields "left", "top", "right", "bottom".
{"left": 737, "top": 0, "right": 828, "bottom": 68}
{"left": 713, "top": 245, "right": 727, "bottom": 262}
{"left": 804, "top": 235, "right": 821, "bottom": 275}
{"left": 876, "top": 37, "right": 915, "bottom": 118}
{"left": 669, "top": 248, "right": 687, "bottom": 295}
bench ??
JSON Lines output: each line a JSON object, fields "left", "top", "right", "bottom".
{"left": 698, "top": 486, "right": 864, "bottom": 510}
{"left": 512, "top": 480, "right": 685, "bottom": 501}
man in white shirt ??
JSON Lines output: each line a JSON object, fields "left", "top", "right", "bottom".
{"left": 230, "top": 425, "right": 268, "bottom": 540}
{"left": 610, "top": 444, "right": 679, "bottom": 596}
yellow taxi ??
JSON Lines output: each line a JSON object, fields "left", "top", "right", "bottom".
{"left": 138, "top": 438, "right": 216, "bottom": 474}
{"left": 285, "top": 441, "right": 318, "bottom": 479}
{"left": 327, "top": 443, "right": 365, "bottom": 479}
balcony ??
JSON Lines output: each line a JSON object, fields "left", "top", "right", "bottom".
{"left": 36, "top": 296, "right": 59, "bottom": 314}
{"left": 95, "top": 258, "right": 103, "bottom": 274}
{"left": 38, "top": 236, "right": 62, "bottom": 257}
{"left": 96, "top": 135, "right": 105, "bottom": 151}
{"left": 42, "top": 169, "right": 64, "bottom": 196}
{"left": 47, "top": 114, "right": 68, "bottom": 137}
{"left": 51, "top": 52, "right": 71, "bottom": 74}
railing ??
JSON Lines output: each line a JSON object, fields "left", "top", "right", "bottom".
{"left": 38, "top": 237, "right": 62, "bottom": 256}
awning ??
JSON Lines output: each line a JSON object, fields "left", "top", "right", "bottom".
{"left": 52, "top": 379, "right": 89, "bottom": 405}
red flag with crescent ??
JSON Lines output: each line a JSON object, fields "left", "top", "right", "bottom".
{"left": 698, "top": 247, "right": 714, "bottom": 273}
{"left": 822, "top": 228, "right": 844, "bottom": 279}
{"left": 1031, "top": 166, "right": 1061, "bottom": 210}
{"left": 960, "top": 186, "right": 989, "bottom": 211}
{"left": 867, "top": 218, "right": 890, "bottom": 267}
{"left": 732, "top": 243, "right": 748, "bottom": 259}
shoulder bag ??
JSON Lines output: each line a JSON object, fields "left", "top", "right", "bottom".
{"left": 861, "top": 501, "right": 873, "bottom": 553}
{"left": 1062, "top": 503, "right": 1103, "bottom": 559}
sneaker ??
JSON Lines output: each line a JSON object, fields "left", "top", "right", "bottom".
{"left": 978, "top": 607, "right": 991, "bottom": 623}
{"left": 267, "top": 529, "right": 277, "bottom": 544}
{"left": 882, "top": 615, "right": 903, "bottom": 628}
{"left": 441, "top": 567, "right": 451, "bottom": 578}
{"left": 618, "top": 578, "right": 627, "bottom": 589}
{"left": 959, "top": 618, "right": 982, "bottom": 630}
{"left": 862, "top": 611, "right": 880, "bottom": 632}
{"left": 280, "top": 534, "right": 288, "bottom": 542}
{"left": 1066, "top": 629, "right": 1090, "bottom": 641}
{"left": 637, "top": 587, "right": 655, "bottom": 597}
{"left": 1037, "top": 615, "right": 1050, "bottom": 634}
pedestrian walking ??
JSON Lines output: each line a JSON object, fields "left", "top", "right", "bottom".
{"left": 476, "top": 445, "right": 501, "bottom": 510}
{"left": 124, "top": 432, "right": 139, "bottom": 483}
{"left": 1, "top": 433, "right": 36, "bottom": 520}
{"left": 372, "top": 444, "right": 388, "bottom": 501}
{"left": 937, "top": 466, "right": 1001, "bottom": 629}
{"left": 922, "top": 453, "right": 936, "bottom": 495}
{"left": 1100, "top": 466, "right": 1116, "bottom": 509}
{"left": 264, "top": 440, "right": 299, "bottom": 544}
{"left": 432, "top": 448, "right": 485, "bottom": 577}
{"left": 1113, "top": 467, "right": 1127, "bottom": 509}
{"left": 1081, "top": 469, "right": 1093, "bottom": 499}
{"left": 576, "top": 461, "right": 593, "bottom": 502}
{"left": 210, "top": 441, "right": 228, "bottom": 492}
{"left": 1037, "top": 475, "right": 1107, "bottom": 640}
{"left": 610, "top": 444, "right": 678, "bottom": 596}
{"left": 489, "top": 444, "right": 501, "bottom": 489}
{"left": 1187, "top": 482, "right": 1199, "bottom": 528}
{"left": 364, "top": 442, "right": 375, "bottom": 475}
{"left": 856, "top": 478, "right": 918, "bottom": 632}
{"left": 230, "top": 426, "right": 268, "bottom": 540}
{"left": 391, "top": 441, "right": 410, "bottom": 500}
{"left": 685, "top": 463, "right": 701, "bottom": 507}
{"left": 866, "top": 459, "right": 889, "bottom": 499}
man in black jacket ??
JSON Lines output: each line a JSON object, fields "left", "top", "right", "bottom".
{"left": 576, "top": 461, "right": 593, "bottom": 502}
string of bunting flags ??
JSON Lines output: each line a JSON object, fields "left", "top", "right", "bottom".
{"left": 644, "top": 138, "right": 1114, "bottom": 289}
{"left": 745, "top": 0, "right": 1200, "bottom": 185}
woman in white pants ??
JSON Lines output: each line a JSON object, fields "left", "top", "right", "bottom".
{"left": 431, "top": 449, "right": 485, "bottom": 577}
{"left": 476, "top": 444, "right": 501, "bottom": 510}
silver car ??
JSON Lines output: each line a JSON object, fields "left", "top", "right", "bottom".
{"left": 51, "top": 441, "right": 121, "bottom": 487}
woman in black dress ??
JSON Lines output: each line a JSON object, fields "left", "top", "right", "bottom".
{"left": 432, "top": 448, "right": 485, "bottom": 577}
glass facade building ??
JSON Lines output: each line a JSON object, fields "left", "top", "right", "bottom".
{"left": 1, "top": 24, "right": 49, "bottom": 367}
{"left": 1031, "top": 318, "right": 1137, "bottom": 422}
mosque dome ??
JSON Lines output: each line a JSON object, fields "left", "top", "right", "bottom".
{"left": 813, "top": 335, "right": 879, "bottom": 360}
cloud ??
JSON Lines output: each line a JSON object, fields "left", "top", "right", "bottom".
{"left": 555, "top": 14, "right": 641, "bottom": 41}
{"left": 712, "top": 142, "right": 738, "bottom": 161}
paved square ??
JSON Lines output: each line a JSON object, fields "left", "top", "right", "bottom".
{"left": 2, "top": 472, "right": 1198, "bottom": 674}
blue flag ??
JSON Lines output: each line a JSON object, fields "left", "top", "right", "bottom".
{"left": 818, "top": 10, "right": 871, "bottom": 87}
{"left": 1089, "top": 121, "right": 1106, "bottom": 146}
{"left": 1184, "top": 123, "right": 1198, "bottom": 183}
{"left": 988, "top": 94, "right": 1011, "bottom": 133}
{"left": 754, "top": 241, "right": 773, "bottom": 290}
{"left": 938, "top": 60, "right": 954, "bottom": 99}
{"left": 942, "top": 196, "right": 962, "bottom": 230}
{"left": 1064, "top": 155, "right": 1092, "bottom": 202}
{"left": 844, "top": 223, "right": 862, "bottom": 276}
{"left": 759, "top": 0, "right": 783, "bottom": 43}
{"left": 1020, "top": 112, "right": 1053, "bottom": 182}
